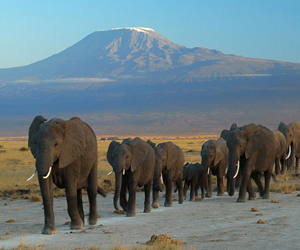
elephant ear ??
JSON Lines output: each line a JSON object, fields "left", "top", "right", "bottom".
{"left": 230, "top": 123, "right": 238, "bottom": 131}
{"left": 59, "top": 119, "right": 86, "bottom": 169}
{"left": 106, "top": 141, "right": 120, "bottom": 167}
{"left": 213, "top": 144, "right": 222, "bottom": 167}
{"left": 278, "top": 122, "right": 286, "bottom": 131}
{"left": 166, "top": 142, "right": 177, "bottom": 170}
{"left": 28, "top": 115, "right": 47, "bottom": 158}
{"left": 245, "top": 124, "right": 266, "bottom": 159}
{"left": 128, "top": 137, "right": 149, "bottom": 172}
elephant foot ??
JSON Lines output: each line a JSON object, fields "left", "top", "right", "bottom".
{"left": 126, "top": 211, "right": 136, "bottom": 217}
{"left": 152, "top": 202, "right": 160, "bottom": 209}
{"left": 217, "top": 192, "right": 224, "bottom": 196}
{"left": 179, "top": 197, "right": 184, "bottom": 204}
{"left": 237, "top": 196, "right": 246, "bottom": 202}
{"left": 164, "top": 201, "right": 173, "bottom": 207}
{"left": 144, "top": 208, "right": 151, "bottom": 213}
{"left": 70, "top": 220, "right": 83, "bottom": 230}
{"left": 42, "top": 225, "right": 56, "bottom": 235}
{"left": 248, "top": 195, "right": 257, "bottom": 201}
{"left": 89, "top": 217, "right": 98, "bottom": 226}
{"left": 205, "top": 193, "right": 212, "bottom": 198}
{"left": 263, "top": 193, "right": 270, "bottom": 199}
{"left": 189, "top": 198, "right": 194, "bottom": 202}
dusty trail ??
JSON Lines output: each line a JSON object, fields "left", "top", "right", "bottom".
{"left": 1, "top": 191, "right": 299, "bottom": 249}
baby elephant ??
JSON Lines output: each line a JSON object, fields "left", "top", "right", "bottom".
{"left": 183, "top": 162, "right": 206, "bottom": 201}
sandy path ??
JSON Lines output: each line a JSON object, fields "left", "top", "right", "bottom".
{"left": 1, "top": 190, "right": 300, "bottom": 249}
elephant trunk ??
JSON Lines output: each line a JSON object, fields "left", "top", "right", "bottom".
{"left": 227, "top": 154, "right": 239, "bottom": 196}
{"left": 201, "top": 156, "right": 211, "bottom": 176}
{"left": 114, "top": 171, "right": 122, "bottom": 211}
{"left": 36, "top": 153, "right": 56, "bottom": 234}
{"left": 153, "top": 161, "right": 164, "bottom": 192}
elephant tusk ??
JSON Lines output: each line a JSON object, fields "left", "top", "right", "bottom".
{"left": 225, "top": 164, "right": 229, "bottom": 174}
{"left": 233, "top": 161, "right": 240, "bottom": 179}
{"left": 26, "top": 169, "right": 37, "bottom": 181}
{"left": 43, "top": 166, "right": 52, "bottom": 179}
{"left": 207, "top": 168, "right": 210, "bottom": 175}
{"left": 160, "top": 174, "right": 163, "bottom": 184}
{"left": 123, "top": 168, "right": 125, "bottom": 175}
{"left": 107, "top": 170, "right": 113, "bottom": 176}
{"left": 286, "top": 145, "right": 291, "bottom": 160}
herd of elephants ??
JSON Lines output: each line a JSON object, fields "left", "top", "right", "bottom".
{"left": 26, "top": 115, "right": 299, "bottom": 234}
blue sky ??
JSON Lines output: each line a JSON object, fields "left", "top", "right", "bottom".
{"left": 0, "top": 0, "right": 299, "bottom": 68}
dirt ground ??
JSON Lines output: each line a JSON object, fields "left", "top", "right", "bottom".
{"left": 1, "top": 189, "right": 300, "bottom": 250}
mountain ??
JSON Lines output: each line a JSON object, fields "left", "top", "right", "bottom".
{"left": 0, "top": 27, "right": 300, "bottom": 137}
{"left": 1, "top": 27, "right": 300, "bottom": 83}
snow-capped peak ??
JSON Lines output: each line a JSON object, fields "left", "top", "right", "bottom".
{"left": 112, "top": 27, "right": 155, "bottom": 34}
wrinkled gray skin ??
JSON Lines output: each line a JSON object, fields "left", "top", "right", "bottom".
{"left": 182, "top": 162, "right": 206, "bottom": 201}
{"left": 106, "top": 137, "right": 155, "bottom": 217}
{"left": 152, "top": 141, "right": 184, "bottom": 208}
{"left": 273, "top": 130, "right": 288, "bottom": 175}
{"left": 28, "top": 116, "right": 105, "bottom": 235}
{"left": 201, "top": 137, "right": 228, "bottom": 197}
{"left": 278, "top": 122, "right": 300, "bottom": 173}
{"left": 226, "top": 123, "right": 277, "bottom": 202}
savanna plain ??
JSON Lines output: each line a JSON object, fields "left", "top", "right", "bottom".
{"left": 0, "top": 138, "right": 300, "bottom": 250}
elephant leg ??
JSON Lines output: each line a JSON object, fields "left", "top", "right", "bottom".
{"left": 176, "top": 179, "right": 184, "bottom": 204}
{"left": 275, "top": 158, "right": 281, "bottom": 176}
{"left": 143, "top": 181, "right": 152, "bottom": 213}
{"left": 87, "top": 164, "right": 98, "bottom": 225}
{"left": 183, "top": 180, "right": 188, "bottom": 200}
{"left": 217, "top": 173, "right": 224, "bottom": 196}
{"left": 189, "top": 178, "right": 196, "bottom": 201}
{"left": 164, "top": 176, "right": 173, "bottom": 207}
{"left": 205, "top": 172, "right": 212, "bottom": 197}
{"left": 251, "top": 172, "right": 264, "bottom": 197}
{"left": 295, "top": 157, "right": 299, "bottom": 173}
{"left": 280, "top": 157, "right": 286, "bottom": 175}
{"left": 237, "top": 162, "right": 253, "bottom": 202}
{"left": 126, "top": 178, "right": 137, "bottom": 217}
{"left": 200, "top": 179, "right": 205, "bottom": 200}
{"left": 246, "top": 179, "right": 257, "bottom": 200}
{"left": 65, "top": 183, "right": 83, "bottom": 230}
{"left": 120, "top": 175, "right": 128, "bottom": 212}
{"left": 195, "top": 183, "right": 199, "bottom": 199}
{"left": 152, "top": 187, "right": 160, "bottom": 209}
{"left": 263, "top": 168, "right": 272, "bottom": 199}
{"left": 77, "top": 189, "right": 84, "bottom": 225}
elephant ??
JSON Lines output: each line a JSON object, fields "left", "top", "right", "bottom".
{"left": 273, "top": 130, "right": 289, "bottom": 175}
{"left": 226, "top": 123, "right": 277, "bottom": 202}
{"left": 278, "top": 122, "right": 300, "bottom": 173}
{"left": 200, "top": 137, "right": 228, "bottom": 197}
{"left": 152, "top": 141, "right": 184, "bottom": 208}
{"left": 220, "top": 123, "right": 238, "bottom": 141}
{"left": 28, "top": 116, "right": 105, "bottom": 234}
{"left": 106, "top": 137, "right": 155, "bottom": 217}
{"left": 182, "top": 162, "right": 206, "bottom": 201}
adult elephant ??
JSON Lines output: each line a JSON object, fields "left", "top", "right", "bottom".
{"left": 28, "top": 116, "right": 105, "bottom": 234}
{"left": 226, "top": 123, "right": 277, "bottom": 202}
{"left": 106, "top": 137, "right": 155, "bottom": 217}
{"left": 278, "top": 122, "right": 300, "bottom": 173}
{"left": 152, "top": 141, "right": 184, "bottom": 208}
{"left": 201, "top": 137, "right": 228, "bottom": 197}
{"left": 273, "top": 130, "right": 289, "bottom": 175}
{"left": 182, "top": 162, "right": 206, "bottom": 201}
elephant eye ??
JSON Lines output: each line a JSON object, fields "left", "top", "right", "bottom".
{"left": 54, "top": 142, "right": 58, "bottom": 147}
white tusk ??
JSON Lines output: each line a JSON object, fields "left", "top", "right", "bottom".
{"left": 207, "top": 168, "right": 210, "bottom": 175}
{"left": 26, "top": 169, "right": 37, "bottom": 181}
{"left": 286, "top": 145, "right": 291, "bottom": 160}
{"left": 123, "top": 168, "right": 125, "bottom": 175}
{"left": 160, "top": 174, "right": 163, "bottom": 184}
{"left": 43, "top": 166, "right": 52, "bottom": 179}
{"left": 233, "top": 161, "right": 240, "bottom": 179}
{"left": 107, "top": 170, "right": 113, "bottom": 176}
{"left": 225, "top": 164, "right": 229, "bottom": 174}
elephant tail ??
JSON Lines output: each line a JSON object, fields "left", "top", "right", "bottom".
{"left": 97, "top": 186, "right": 107, "bottom": 197}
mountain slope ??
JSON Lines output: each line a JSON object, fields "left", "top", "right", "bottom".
{"left": 1, "top": 27, "right": 300, "bottom": 82}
